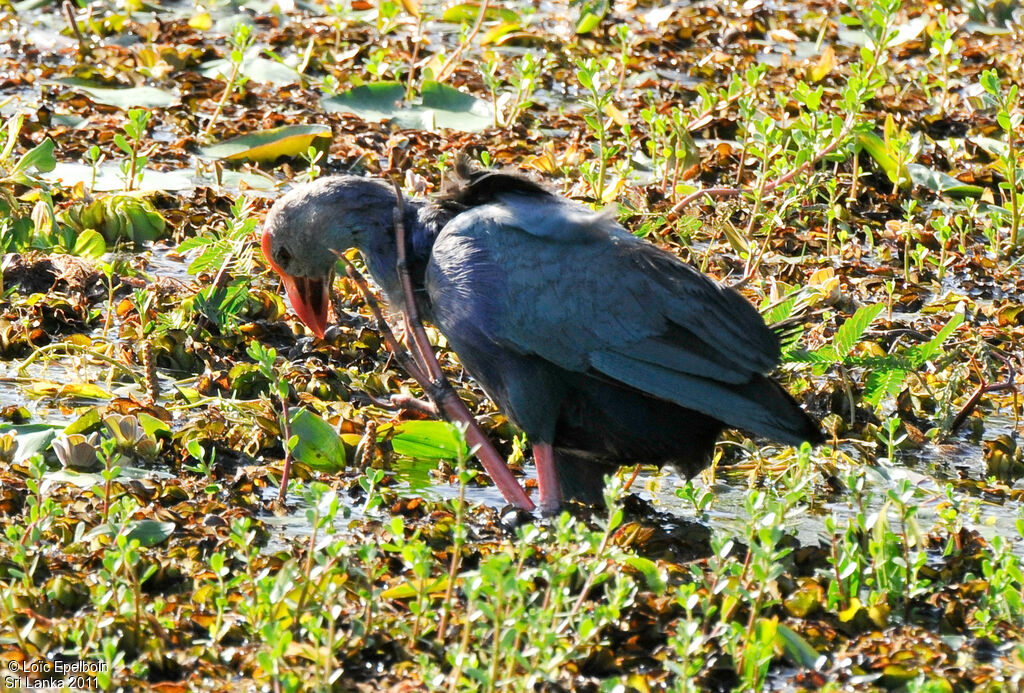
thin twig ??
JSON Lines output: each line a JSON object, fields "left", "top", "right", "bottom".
{"left": 435, "top": 0, "right": 490, "bottom": 83}
{"left": 947, "top": 351, "right": 1017, "bottom": 433}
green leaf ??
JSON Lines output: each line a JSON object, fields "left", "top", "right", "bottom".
{"left": 906, "top": 164, "right": 984, "bottom": 198}
{"left": 857, "top": 131, "right": 901, "bottom": 185}
{"left": 63, "top": 408, "right": 103, "bottom": 436}
{"left": 321, "top": 81, "right": 494, "bottom": 133}
{"left": 863, "top": 368, "right": 908, "bottom": 407}
{"left": 775, "top": 623, "right": 821, "bottom": 669}
{"left": 909, "top": 312, "right": 964, "bottom": 365}
{"left": 321, "top": 81, "right": 407, "bottom": 121}
{"left": 12, "top": 138, "right": 56, "bottom": 174}
{"left": 126, "top": 520, "right": 176, "bottom": 546}
{"left": 288, "top": 408, "right": 347, "bottom": 472}
{"left": 0, "top": 423, "right": 60, "bottom": 463}
{"left": 71, "top": 229, "right": 107, "bottom": 259}
{"left": 390, "top": 420, "right": 468, "bottom": 461}
{"left": 198, "top": 124, "right": 333, "bottom": 164}
{"left": 138, "top": 413, "right": 171, "bottom": 439}
{"left": 624, "top": 556, "right": 666, "bottom": 593}
{"left": 420, "top": 80, "right": 493, "bottom": 131}
{"left": 83, "top": 520, "right": 176, "bottom": 547}
{"left": 381, "top": 577, "right": 449, "bottom": 600}
{"left": 55, "top": 78, "right": 178, "bottom": 109}
{"left": 575, "top": 0, "right": 608, "bottom": 33}
{"left": 833, "top": 303, "right": 884, "bottom": 361}
{"left": 200, "top": 56, "right": 301, "bottom": 86}
{"left": 442, "top": 3, "right": 519, "bottom": 23}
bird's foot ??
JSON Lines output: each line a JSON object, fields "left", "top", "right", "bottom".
{"left": 389, "top": 393, "right": 438, "bottom": 417}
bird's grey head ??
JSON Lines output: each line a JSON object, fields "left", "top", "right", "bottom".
{"left": 262, "top": 175, "right": 397, "bottom": 280}
{"left": 261, "top": 175, "right": 397, "bottom": 337}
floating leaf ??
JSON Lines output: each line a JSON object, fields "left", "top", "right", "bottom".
{"left": 442, "top": 3, "right": 519, "bottom": 23}
{"left": 906, "top": 164, "right": 984, "bottom": 197}
{"left": 420, "top": 80, "right": 493, "bottom": 131}
{"left": 55, "top": 78, "right": 179, "bottom": 109}
{"left": 200, "top": 56, "right": 301, "bottom": 86}
{"left": 199, "top": 124, "right": 332, "bottom": 164}
{"left": 23, "top": 381, "right": 112, "bottom": 401}
{"left": 0, "top": 424, "right": 60, "bottom": 464}
{"left": 321, "top": 81, "right": 494, "bottom": 132}
{"left": 390, "top": 420, "right": 468, "bottom": 460}
{"left": 321, "top": 81, "right": 407, "bottom": 122}
{"left": 289, "top": 408, "right": 347, "bottom": 472}
{"left": 83, "top": 520, "right": 176, "bottom": 547}
{"left": 381, "top": 577, "right": 449, "bottom": 600}
{"left": 44, "top": 162, "right": 278, "bottom": 193}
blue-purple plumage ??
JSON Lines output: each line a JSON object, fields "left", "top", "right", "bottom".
{"left": 262, "top": 157, "right": 823, "bottom": 504}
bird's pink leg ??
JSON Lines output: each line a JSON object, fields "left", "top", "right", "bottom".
{"left": 534, "top": 442, "right": 562, "bottom": 516}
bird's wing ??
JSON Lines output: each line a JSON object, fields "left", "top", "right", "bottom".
{"left": 428, "top": 193, "right": 807, "bottom": 440}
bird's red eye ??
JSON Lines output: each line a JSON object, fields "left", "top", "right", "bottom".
{"left": 276, "top": 247, "right": 292, "bottom": 265}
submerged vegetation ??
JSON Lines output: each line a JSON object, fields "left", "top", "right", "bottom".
{"left": 0, "top": 0, "right": 1022, "bottom": 690}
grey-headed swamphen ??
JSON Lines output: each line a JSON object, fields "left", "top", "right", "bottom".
{"left": 262, "top": 156, "right": 823, "bottom": 514}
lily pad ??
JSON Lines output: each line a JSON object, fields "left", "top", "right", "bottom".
{"left": 321, "top": 81, "right": 407, "bottom": 122}
{"left": 201, "top": 56, "right": 301, "bottom": 87}
{"left": 0, "top": 423, "right": 60, "bottom": 464}
{"left": 55, "top": 78, "right": 179, "bottom": 109}
{"left": 907, "top": 164, "right": 984, "bottom": 197}
{"left": 321, "top": 80, "right": 494, "bottom": 132}
{"left": 199, "top": 124, "right": 333, "bottom": 164}
{"left": 83, "top": 519, "right": 176, "bottom": 547}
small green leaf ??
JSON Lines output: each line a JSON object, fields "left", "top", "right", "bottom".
{"left": 442, "top": 3, "right": 518, "bottom": 23}
{"left": 910, "top": 312, "right": 964, "bottom": 364}
{"left": 863, "top": 368, "right": 908, "bottom": 407}
{"left": 775, "top": 623, "right": 821, "bottom": 669}
{"left": 13, "top": 138, "right": 56, "bottom": 174}
{"left": 71, "top": 229, "right": 107, "bottom": 259}
{"left": 390, "top": 421, "right": 468, "bottom": 460}
{"left": 289, "top": 408, "right": 347, "bottom": 472}
{"left": 906, "top": 164, "right": 984, "bottom": 198}
{"left": 833, "top": 303, "right": 884, "bottom": 361}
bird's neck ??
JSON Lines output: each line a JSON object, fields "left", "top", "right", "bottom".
{"left": 361, "top": 200, "right": 452, "bottom": 315}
